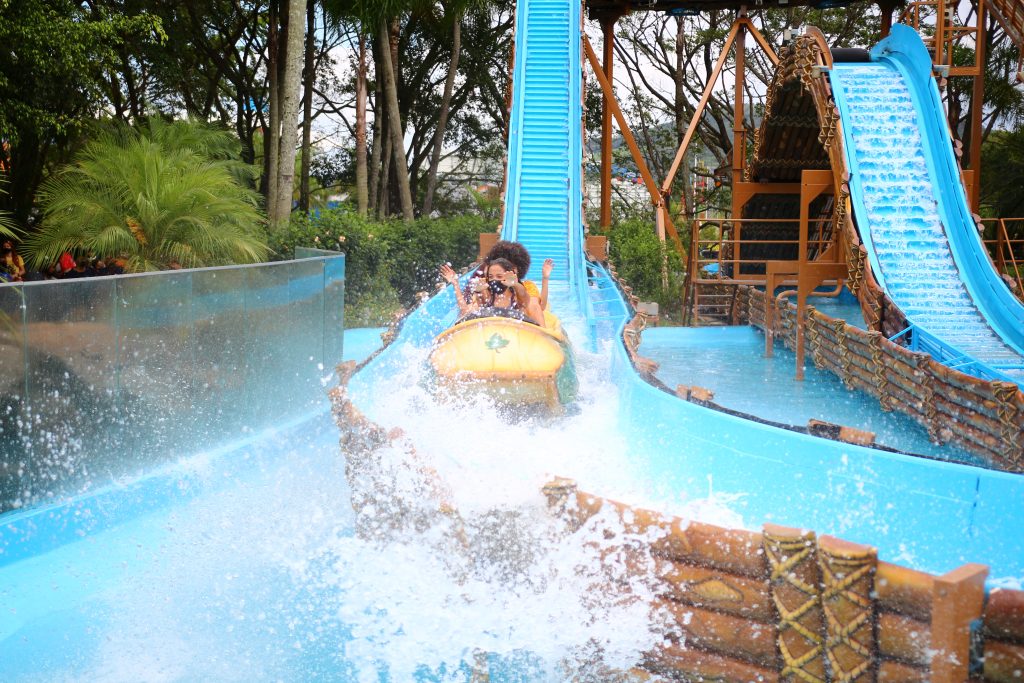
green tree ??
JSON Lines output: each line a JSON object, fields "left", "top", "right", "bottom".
{"left": 981, "top": 128, "right": 1024, "bottom": 221}
{"left": 23, "top": 122, "right": 267, "bottom": 271}
{"left": 0, "top": 0, "right": 162, "bottom": 227}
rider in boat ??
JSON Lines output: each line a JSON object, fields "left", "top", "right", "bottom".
{"left": 440, "top": 257, "right": 545, "bottom": 326}
{"left": 482, "top": 241, "right": 553, "bottom": 313}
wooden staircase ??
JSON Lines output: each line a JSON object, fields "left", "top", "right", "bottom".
{"left": 692, "top": 282, "right": 738, "bottom": 326}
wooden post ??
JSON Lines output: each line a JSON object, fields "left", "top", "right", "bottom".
{"left": 968, "top": 0, "right": 986, "bottom": 213}
{"left": 929, "top": 563, "right": 988, "bottom": 682}
{"left": 763, "top": 524, "right": 827, "bottom": 682}
{"left": 731, "top": 13, "right": 747, "bottom": 218}
{"left": 600, "top": 16, "right": 616, "bottom": 229}
{"left": 795, "top": 170, "right": 837, "bottom": 380}
{"left": 934, "top": 0, "right": 948, "bottom": 66}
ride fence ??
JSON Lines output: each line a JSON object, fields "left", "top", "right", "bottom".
{"left": 0, "top": 252, "right": 345, "bottom": 513}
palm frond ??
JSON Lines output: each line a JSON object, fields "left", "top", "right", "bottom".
{"left": 27, "top": 122, "right": 269, "bottom": 271}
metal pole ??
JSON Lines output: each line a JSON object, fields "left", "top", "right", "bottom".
{"left": 969, "top": 0, "right": 987, "bottom": 213}
{"left": 731, "top": 12, "right": 747, "bottom": 218}
{"left": 600, "top": 17, "right": 616, "bottom": 228}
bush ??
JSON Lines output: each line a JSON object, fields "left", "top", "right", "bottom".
{"left": 267, "top": 209, "right": 489, "bottom": 326}
{"left": 595, "top": 218, "right": 685, "bottom": 322}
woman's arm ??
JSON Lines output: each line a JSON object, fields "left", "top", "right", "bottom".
{"left": 505, "top": 276, "right": 545, "bottom": 326}
{"left": 540, "top": 258, "right": 553, "bottom": 310}
{"left": 440, "top": 264, "right": 473, "bottom": 316}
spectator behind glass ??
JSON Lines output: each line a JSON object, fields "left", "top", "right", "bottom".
{"left": 63, "top": 258, "right": 94, "bottom": 279}
{"left": 0, "top": 240, "right": 26, "bottom": 282}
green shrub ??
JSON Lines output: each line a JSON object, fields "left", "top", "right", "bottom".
{"left": 595, "top": 218, "right": 685, "bottom": 322}
{"left": 267, "top": 208, "right": 489, "bottom": 326}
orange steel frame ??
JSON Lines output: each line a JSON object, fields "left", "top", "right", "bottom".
{"left": 583, "top": 33, "right": 687, "bottom": 259}
{"left": 900, "top": 0, "right": 988, "bottom": 211}
{"left": 983, "top": 217, "right": 1024, "bottom": 299}
{"left": 589, "top": 0, "right": 1013, "bottom": 334}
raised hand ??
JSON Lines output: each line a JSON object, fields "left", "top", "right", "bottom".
{"left": 440, "top": 263, "right": 458, "bottom": 285}
{"left": 542, "top": 258, "right": 554, "bottom": 279}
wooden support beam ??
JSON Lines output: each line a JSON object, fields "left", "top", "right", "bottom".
{"left": 662, "top": 20, "right": 743, "bottom": 198}
{"left": 600, "top": 17, "right": 616, "bottom": 228}
{"left": 968, "top": 0, "right": 986, "bottom": 213}
{"left": 929, "top": 563, "right": 987, "bottom": 682}
{"left": 744, "top": 18, "right": 780, "bottom": 66}
{"left": 583, "top": 34, "right": 687, "bottom": 261}
{"left": 731, "top": 21, "right": 748, "bottom": 217}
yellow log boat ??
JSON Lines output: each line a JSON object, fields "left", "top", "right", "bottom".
{"left": 428, "top": 311, "right": 577, "bottom": 409}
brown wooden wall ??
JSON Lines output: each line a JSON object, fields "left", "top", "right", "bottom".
{"left": 543, "top": 479, "right": 1024, "bottom": 683}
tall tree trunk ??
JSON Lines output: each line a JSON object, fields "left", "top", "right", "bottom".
{"left": 674, "top": 16, "right": 694, "bottom": 219}
{"left": 355, "top": 32, "right": 369, "bottom": 217}
{"left": 299, "top": 0, "right": 316, "bottom": 214}
{"left": 378, "top": 135, "right": 392, "bottom": 220}
{"left": 421, "top": 14, "right": 461, "bottom": 216}
{"left": 273, "top": 0, "right": 308, "bottom": 228}
{"left": 376, "top": 18, "right": 414, "bottom": 222}
{"left": 264, "top": 0, "right": 281, "bottom": 202}
{"left": 367, "top": 35, "right": 384, "bottom": 216}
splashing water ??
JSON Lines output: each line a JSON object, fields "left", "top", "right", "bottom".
{"left": 3, "top": 322, "right": 746, "bottom": 681}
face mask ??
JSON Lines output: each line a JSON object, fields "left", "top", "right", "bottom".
{"left": 488, "top": 280, "right": 507, "bottom": 295}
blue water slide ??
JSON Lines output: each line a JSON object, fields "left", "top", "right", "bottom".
{"left": 501, "top": 0, "right": 589, "bottom": 318}
{"left": 830, "top": 25, "right": 1024, "bottom": 387}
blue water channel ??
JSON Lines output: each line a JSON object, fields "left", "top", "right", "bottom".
{"left": 639, "top": 325, "right": 980, "bottom": 465}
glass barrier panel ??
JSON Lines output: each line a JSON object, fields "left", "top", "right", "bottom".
{"left": 0, "top": 284, "right": 28, "bottom": 507}
{"left": 116, "top": 271, "right": 196, "bottom": 461}
{"left": 0, "top": 255, "right": 345, "bottom": 514}
{"left": 191, "top": 266, "right": 252, "bottom": 446}
{"left": 19, "top": 277, "right": 118, "bottom": 507}
{"left": 323, "top": 255, "right": 346, "bottom": 368}
{"left": 244, "top": 260, "right": 300, "bottom": 428}
{"left": 285, "top": 257, "right": 328, "bottom": 415}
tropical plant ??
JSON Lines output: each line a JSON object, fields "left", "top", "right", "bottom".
{"left": 24, "top": 124, "right": 268, "bottom": 271}
{"left": 268, "top": 207, "right": 487, "bottom": 324}
{"left": 0, "top": 182, "right": 18, "bottom": 239}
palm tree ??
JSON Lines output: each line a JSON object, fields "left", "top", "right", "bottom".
{"left": 24, "top": 124, "right": 268, "bottom": 272}
{"left": 0, "top": 180, "right": 18, "bottom": 238}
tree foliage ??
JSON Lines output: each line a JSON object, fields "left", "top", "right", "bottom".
{"left": 267, "top": 208, "right": 487, "bottom": 324}
{"left": 24, "top": 120, "right": 267, "bottom": 271}
{"left": 0, "top": 0, "right": 164, "bottom": 225}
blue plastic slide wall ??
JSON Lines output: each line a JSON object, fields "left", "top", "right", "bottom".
{"left": 831, "top": 25, "right": 1024, "bottom": 386}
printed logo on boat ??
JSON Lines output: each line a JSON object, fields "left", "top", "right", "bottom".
{"left": 485, "top": 333, "right": 510, "bottom": 353}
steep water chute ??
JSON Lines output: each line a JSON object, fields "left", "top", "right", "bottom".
{"left": 830, "top": 25, "right": 1024, "bottom": 387}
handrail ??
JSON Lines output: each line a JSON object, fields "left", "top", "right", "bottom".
{"left": 981, "top": 217, "right": 1024, "bottom": 300}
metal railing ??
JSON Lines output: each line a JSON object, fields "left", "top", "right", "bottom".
{"left": 981, "top": 217, "right": 1024, "bottom": 300}
{"left": 889, "top": 323, "right": 1024, "bottom": 385}
{"left": 690, "top": 218, "right": 834, "bottom": 282}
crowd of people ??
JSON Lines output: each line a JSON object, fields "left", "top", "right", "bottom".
{"left": 0, "top": 241, "right": 126, "bottom": 283}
